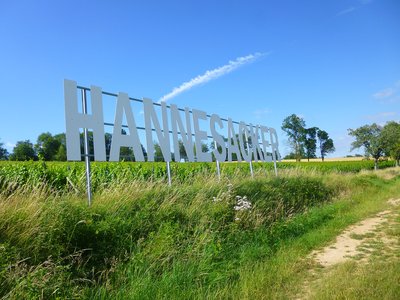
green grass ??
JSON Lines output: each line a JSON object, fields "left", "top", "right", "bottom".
{"left": 349, "top": 232, "right": 376, "bottom": 240}
{"left": 310, "top": 260, "right": 400, "bottom": 300}
{"left": 0, "top": 165, "right": 399, "bottom": 299}
{"left": 308, "top": 209, "right": 400, "bottom": 300}
{"left": 0, "top": 160, "right": 396, "bottom": 194}
{"left": 217, "top": 171, "right": 400, "bottom": 299}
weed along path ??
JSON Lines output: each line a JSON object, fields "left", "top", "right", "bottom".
{"left": 297, "top": 198, "right": 400, "bottom": 299}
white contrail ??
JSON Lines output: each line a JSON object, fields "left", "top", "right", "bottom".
{"left": 159, "top": 52, "right": 266, "bottom": 102}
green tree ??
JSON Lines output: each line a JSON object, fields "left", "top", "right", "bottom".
{"left": 0, "top": 140, "right": 8, "bottom": 160}
{"left": 317, "top": 129, "right": 335, "bottom": 162}
{"left": 178, "top": 140, "right": 188, "bottom": 161}
{"left": 53, "top": 133, "right": 67, "bottom": 161}
{"left": 9, "top": 140, "right": 37, "bottom": 161}
{"left": 35, "top": 132, "right": 62, "bottom": 161}
{"left": 105, "top": 133, "right": 112, "bottom": 159}
{"left": 281, "top": 114, "right": 306, "bottom": 162}
{"left": 119, "top": 147, "right": 135, "bottom": 161}
{"left": 348, "top": 124, "right": 383, "bottom": 170}
{"left": 80, "top": 131, "right": 94, "bottom": 161}
{"left": 55, "top": 144, "right": 67, "bottom": 161}
{"left": 154, "top": 143, "right": 164, "bottom": 162}
{"left": 304, "top": 127, "right": 318, "bottom": 161}
{"left": 380, "top": 121, "right": 400, "bottom": 166}
{"left": 283, "top": 152, "right": 297, "bottom": 160}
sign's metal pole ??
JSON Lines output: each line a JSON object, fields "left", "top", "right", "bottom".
{"left": 81, "top": 89, "right": 92, "bottom": 206}
{"left": 166, "top": 161, "right": 172, "bottom": 186}
{"left": 272, "top": 150, "right": 278, "bottom": 177}
{"left": 216, "top": 160, "right": 221, "bottom": 180}
{"left": 245, "top": 129, "right": 254, "bottom": 178}
{"left": 214, "top": 141, "right": 221, "bottom": 180}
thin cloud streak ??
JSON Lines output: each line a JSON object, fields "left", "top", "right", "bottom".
{"left": 336, "top": 0, "right": 372, "bottom": 17}
{"left": 373, "top": 88, "right": 395, "bottom": 99}
{"left": 373, "top": 80, "right": 400, "bottom": 103}
{"left": 159, "top": 52, "right": 267, "bottom": 102}
{"left": 336, "top": 7, "right": 356, "bottom": 16}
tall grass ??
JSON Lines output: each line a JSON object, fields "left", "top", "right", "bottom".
{"left": 0, "top": 170, "right": 333, "bottom": 298}
{"left": 0, "top": 166, "right": 399, "bottom": 299}
{"left": 0, "top": 160, "right": 396, "bottom": 194}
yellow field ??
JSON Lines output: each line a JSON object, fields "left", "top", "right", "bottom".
{"left": 282, "top": 157, "right": 365, "bottom": 162}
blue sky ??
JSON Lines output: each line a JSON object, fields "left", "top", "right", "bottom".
{"left": 0, "top": 0, "right": 399, "bottom": 158}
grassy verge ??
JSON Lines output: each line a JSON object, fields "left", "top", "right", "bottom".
{"left": 306, "top": 195, "right": 400, "bottom": 300}
{"left": 308, "top": 259, "right": 400, "bottom": 300}
{"left": 0, "top": 168, "right": 399, "bottom": 299}
{"left": 225, "top": 170, "right": 400, "bottom": 299}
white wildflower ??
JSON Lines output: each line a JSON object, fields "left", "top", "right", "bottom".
{"left": 234, "top": 195, "right": 252, "bottom": 211}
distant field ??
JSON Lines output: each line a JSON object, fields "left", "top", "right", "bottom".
{"left": 283, "top": 156, "right": 365, "bottom": 162}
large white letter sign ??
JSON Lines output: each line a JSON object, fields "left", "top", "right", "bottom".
{"left": 171, "top": 104, "right": 194, "bottom": 162}
{"left": 64, "top": 79, "right": 106, "bottom": 161}
{"left": 65, "top": 80, "right": 281, "bottom": 165}
{"left": 227, "top": 118, "right": 242, "bottom": 162}
{"left": 249, "top": 124, "right": 265, "bottom": 162}
{"left": 193, "top": 109, "right": 212, "bottom": 162}
{"left": 109, "top": 93, "right": 144, "bottom": 161}
{"left": 238, "top": 122, "right": 252, "bottom": 162}
{"left": 269, "top": 127, "right": 281, "bottom": 161}
{"left": 210, "top": 114, "right": 226, "bottom": 162}
{"left": 144, "top": 98, "right": 171, "bottom": 162}
{"left": 260, "top": 126, "right": 272, "bottom": 162}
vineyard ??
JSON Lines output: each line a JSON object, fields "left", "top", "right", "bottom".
{"left": 0, "top": 160, "right": 395, "bottom": 193}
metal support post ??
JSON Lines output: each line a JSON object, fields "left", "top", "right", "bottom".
{"left": 166, "top": 161, "right": 172, "bottom": 186}
{"left": 245, "top": 129, "right": 254, "bottom": 178}
{"left": 214, "top": 141, "right": 221, "bottom": 180}
{"left": 272, "top": 150, "right": 278, "bottom": 177}
{"left": 81, "top": 89, "right": 92, "bottom": 206}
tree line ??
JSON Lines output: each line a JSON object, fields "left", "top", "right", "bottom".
{"left": 281, "top": 114, "right": 400, "bottom": 167}
{"left": 0, "top": 133, "right": 67, "bottom": 161}
{"left": 0, "top": 131, "right": 224, "bottom": 162}
{"left": 348, "top": 121, "right": 400, "bottom": 169}
{"left": 0, "top": 131, "right": 268, "bottom": 162}
{"left": 281, "top": 114, "right": 335, "bottom": 161}
{"left": 1, "top": 116, "right": 399, "bottom": 165}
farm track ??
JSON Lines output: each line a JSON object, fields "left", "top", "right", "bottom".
{"left": 296, "top": 198, "right": 400, "bottom": 300}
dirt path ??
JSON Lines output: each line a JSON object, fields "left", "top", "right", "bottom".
{"left": 311, "top": 210, "right": 393, "bottom": 266}
{"left": 296, "top": 198, "right": 400, "bottom": 299}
